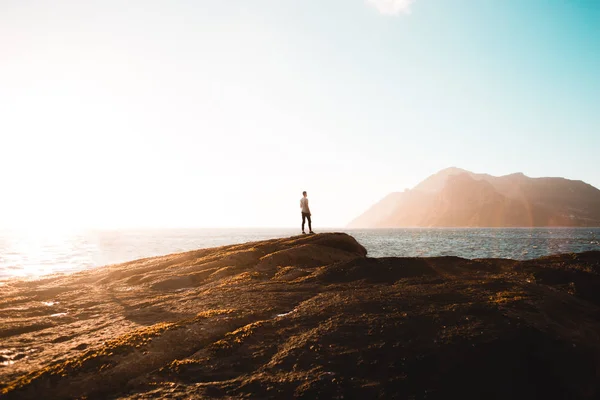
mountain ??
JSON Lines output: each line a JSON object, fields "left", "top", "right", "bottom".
{"left": 349, "top": 167, "right": 600, "bottom": 228}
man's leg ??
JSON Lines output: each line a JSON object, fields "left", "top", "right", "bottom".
{"left": 302, "top": 213, "right": 306, "bottom": 233}
{"left": 307, "top": 215, "right": 312, "bottom": 232}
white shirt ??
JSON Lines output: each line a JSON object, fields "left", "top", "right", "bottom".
{"left": 300, "top": 197, "right": 310, "bottom": 213}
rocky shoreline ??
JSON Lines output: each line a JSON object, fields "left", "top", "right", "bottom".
{"left": 2, "top": 233, "right": 600, "bottom": 399}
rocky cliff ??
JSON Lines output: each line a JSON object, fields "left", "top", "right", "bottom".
{"left": 2, "top": 233, "right": 600, "bottom": 399}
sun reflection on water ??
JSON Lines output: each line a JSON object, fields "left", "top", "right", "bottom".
{"left": 0, "top": 228, "right": 92, "bottom": 279}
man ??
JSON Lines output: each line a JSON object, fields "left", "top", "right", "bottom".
{"left": 300, "top": 191, "right": 314, "bottom": 234}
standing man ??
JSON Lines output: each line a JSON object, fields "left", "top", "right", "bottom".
{"left": 300, "top": 191, "right": 314, "bottom": 234}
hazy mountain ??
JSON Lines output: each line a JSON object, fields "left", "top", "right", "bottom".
{"left": 348, "top": 167, "right": 600, "bottom": 228}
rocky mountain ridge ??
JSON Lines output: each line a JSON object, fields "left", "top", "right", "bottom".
{"left": 349, "top": 167, "right": 600, "bottom": 228}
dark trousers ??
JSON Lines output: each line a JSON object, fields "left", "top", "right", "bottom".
{"left": 302, "top": 212, "right": 312, "bottom": 232}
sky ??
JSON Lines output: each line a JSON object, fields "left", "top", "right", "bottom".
{"left": 0, "top": 0, "right": 599, "bottom": 230}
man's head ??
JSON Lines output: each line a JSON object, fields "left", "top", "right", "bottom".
{"left": 302, "top": 191, "right": 307, "bottom": 197}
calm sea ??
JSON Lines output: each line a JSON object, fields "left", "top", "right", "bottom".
{"left": 1, "top": 228, "right": 599, "bottom": 281}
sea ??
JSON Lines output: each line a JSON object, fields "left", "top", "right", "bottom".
{"left": 0, "top": 228, "right": 599, "bottom": 281}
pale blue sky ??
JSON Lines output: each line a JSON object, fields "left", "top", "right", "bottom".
{"left": 0, "top": 0, "right": 598, "bottom": 229}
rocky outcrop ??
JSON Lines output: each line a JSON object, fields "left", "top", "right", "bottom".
{"left": 2, "top": 233, "right": 600, "bottom": 399}
{"left": 349, "top": 167, "right": 600, "bottom": 227}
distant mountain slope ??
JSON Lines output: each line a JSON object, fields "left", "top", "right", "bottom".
{"left": 348, "top": 191, "right": 434, "bottom": 228}
{"left": 348, "top": 192, "right": 405, "bottom": 228}
{"left": 348, "top": 168, "right": 600, "bottom": 228}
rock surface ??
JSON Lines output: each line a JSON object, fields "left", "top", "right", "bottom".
{"left": 349, "top": 167, "right": 600, "bottom": 227}
{"left": 1, "top": 233, "right": 600, "bottom": 399}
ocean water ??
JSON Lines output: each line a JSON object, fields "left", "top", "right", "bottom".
{"left": 0, "top": 228, "right": 599, "bottom": 281}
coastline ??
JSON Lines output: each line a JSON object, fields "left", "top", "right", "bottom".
{"left": 1, "top": 227, "right": 599, "bottom": 282}
{"left": 2, "top": 233, "right": 600, "bottom": 399}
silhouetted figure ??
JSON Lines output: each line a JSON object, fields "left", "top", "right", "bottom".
{"left": 300, "top": 191, "right": 314, "bottom": 234}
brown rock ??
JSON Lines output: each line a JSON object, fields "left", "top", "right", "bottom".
{"left": 1, "top": 233, "right": 600, "bottom": 399}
